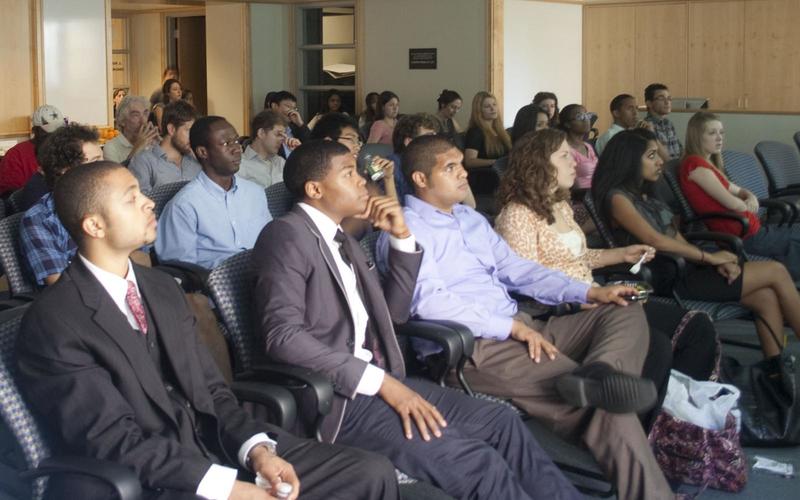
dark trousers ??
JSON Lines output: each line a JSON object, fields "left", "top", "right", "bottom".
{"left": 335, "top": 377, "right": 581, "bottom": 500}
{"left": 44, "top": 433, "right": 398, "bottom": 500}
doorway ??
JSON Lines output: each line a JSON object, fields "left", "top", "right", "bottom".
{"left": 167, "top": 15, "right": 207, "bottom": 115}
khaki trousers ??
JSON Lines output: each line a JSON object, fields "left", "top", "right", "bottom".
{"left": 447, "top": 303, "right": 674, "bottom": 500}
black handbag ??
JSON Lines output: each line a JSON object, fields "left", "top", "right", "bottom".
{"left": 719, "top": 336, "right": 799, "bottom": 446}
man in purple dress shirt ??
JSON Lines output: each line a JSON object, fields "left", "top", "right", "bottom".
{"left": 377, "top": 135, "right": 679, "bottom": 500}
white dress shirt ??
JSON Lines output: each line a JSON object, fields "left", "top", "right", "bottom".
{"left": 79, "top": 254, "right": 275, "bottom": 499}
{"left": 298, "top": 203, "right": 416, "bottom": 395}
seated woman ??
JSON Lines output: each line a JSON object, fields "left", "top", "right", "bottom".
{"left": 464, "top": 91, "right": 512, "bottom": 196}
{"left": 679, "top": 111, "right": 800, "bottom": 284}
{"left": 532, "top": 91, "right": 559, "bottom": 128}
{"left": 367, "top": 90, "right": 399, "bottom": 145}
{"left": 593, "top": 129, "right": 800, "bottom": 358}
{"left": 151, "top": 78, "right": 183, "bottom": 134}
{"left": 358, "top": 91, "right": 379, "bottom": 135}
{"left": 495, "top": 129, "right": 719, "bottom": 427}
{"left": 434, "top": 89, "right": 463, "bottom": 142}
{"left": 308, "top": 89, "right": 348, "bottom": 130}
{"left": 558, "top": 104, "right": 598, "bottom": 190}
{"left": 510, "top": 104, "right": 550, "bottom": 145}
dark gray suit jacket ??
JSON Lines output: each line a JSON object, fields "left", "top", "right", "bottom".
{"left": 252, "top": 206, "right": 422, "bottom": 443}
{"left": 16, "top": 259, "right": 272, "bottom": 493}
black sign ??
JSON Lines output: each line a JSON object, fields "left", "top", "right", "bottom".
{"left": 409, "top": 48, "right": 437, "bottom": 70}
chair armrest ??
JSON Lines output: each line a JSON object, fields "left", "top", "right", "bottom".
{"left": 684, "top": 231, "right": 744, "bottom": 260}
{"left": 684, "top": 212, "right": 749, "bottom": 238}
{"left": 154, "top": 261, "right": 210, "bottom": 293}
{"left": 247, "top": 363, "right": 333, "bottom": 417}
{"left": 772, "top": 186, "right": 800, "bottom": 197}
{"left": 759, "top": 198, "right": 795, "bottom": 225}
{"left": 591, "top": 263, "right": 654, "bottom": 286}
{"left": 21, "top": 456, "right": 142, "bottom": 500}
{"left": 395, "top": 320, "right": 467, "bottom": 372}
{"left": 231, "top": 380, "right": 297, "bottom": 430}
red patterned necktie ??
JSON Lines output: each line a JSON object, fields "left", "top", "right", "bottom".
{"left": 125, "top": 281, "right": 148, "bottom": 335}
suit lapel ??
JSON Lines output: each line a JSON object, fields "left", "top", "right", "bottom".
{"left": 69, "top": 260, "right": 178, "bottom": 426}
{"left": 293, "top": 206, "right": 349, "bottom": 300}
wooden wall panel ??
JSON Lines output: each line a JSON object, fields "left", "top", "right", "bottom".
{"left": 687, "top": 1, "right": 743, "bottom": 110}
{"left": 0, "top": 0, "right": 37, "bottom": 136}
{"left": 634, "top": 2, "right": 687, "bottom": 99}
{"left": 583, "top": 5, "right": 636, "bottom": 131}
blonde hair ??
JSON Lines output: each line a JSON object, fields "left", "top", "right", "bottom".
{"left": 684, "top": 111, "right": 724, "bottom": 172}
{"left": 468, "top": 91, "right": 511, "bottom": 158}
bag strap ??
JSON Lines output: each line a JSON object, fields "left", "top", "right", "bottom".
{"left": 754, "top": 313, "right": 786, "bottom": 354}
{"left": 672, "top": 310, "right": 722, "bottom": 380}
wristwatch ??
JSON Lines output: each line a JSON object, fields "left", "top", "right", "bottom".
{"left": 246, "top": 441, "right": 277, "bottom": 470}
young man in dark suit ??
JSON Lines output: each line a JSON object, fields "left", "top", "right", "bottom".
{"left": 252, "top": 140, "right": 582, "bottom": 500}
{"left": 16, "top": 160, "right": 398, "bottom": 500}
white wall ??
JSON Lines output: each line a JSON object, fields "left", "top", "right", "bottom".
{"left": 363, "top": 0, "right": 487, "bottom": 117}
{"left": 249, "top": 3, "right": 291, "bottom": 118}
{"left": 503, "top": 0, "right": 582, "bottom": 127}
{"left": 41, "top": 0, "right": 110, "bottom": 126}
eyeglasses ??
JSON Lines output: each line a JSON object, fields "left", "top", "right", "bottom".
{"left": 574, "top": 112, "right": 597, "bottom": 122}
{"left": 218, "top": 138, "right": 243, "bottom": 149}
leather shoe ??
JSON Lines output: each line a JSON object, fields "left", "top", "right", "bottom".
{"left": 556, "top": 362, "right": 657, "bottom": 414}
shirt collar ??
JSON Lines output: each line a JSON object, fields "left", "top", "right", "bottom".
{"left": 115, "top": 134, "right": 133, "bottom": 148}
{"left": 610, "top": 123, "right": 626, "bottom": 132}
{"left": 243, "top": 145, "right": 260, "bottom": 161}
{"left": 79, "top": 254, "right": 139, "bottom": 301}
{"left": 646, "top": 112, "right": 669, "bottom": 124}
{"left": 196, "top": 170, "right": 238, "bottom": 198}
{"left": 297, "top": 202, "right": 343, "bottom": 244}
{"left": 404, "top": 194, "right": 465, "bottom": 220}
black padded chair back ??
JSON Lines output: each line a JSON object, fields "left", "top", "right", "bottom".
{"left": 145, "top": 180, "right": 190, "bottom": 219}
{"left": 0, "top": 305, "right": 48, "bottom": 500}
{"left": 265, "top": 182, "right": 296, "bottom": 219}
{"left": 5, "top": 189, "right": 24, "bottom": 215}
{"left": 491, "top": 156, "right": 509, "bottom": 179}
{"left": 582, "top": 191, "right": 615, "bottom": 249}
{"left": 0, "top": 213, "right": 36, "bottom": 296}
{"left": 754, "top": 140, "right": 800, "bottom": 193}
{"left": 358, "top": 230, "right": 381, "bottom": 264}
{"left": 794, "top": 132, "right": 800, "bottom": 153}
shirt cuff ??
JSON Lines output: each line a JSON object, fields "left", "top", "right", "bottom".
{"left": 355, "top": 363, "right": 386, "bottom": 396}
{"left": 389, "top": 233, "right": 417, "bottom": 253}
{"left": 196, "top": 464, "right": 237, "bottom": 500}
{"left": 238, "top": 432, "right": 278, "bottom": 470}
{"left": 483, "top": 315, "right": 514, "bottom": 342}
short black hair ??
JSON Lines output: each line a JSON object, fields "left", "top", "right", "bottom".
{"left": 251, "top": 110, "right": 288, "bottom": 138}
{"left": 309, "top": 113, "right": 359, "bottom": 141}
{"left": 54, "top": 161, "right": 126, "bottom": 246}
{"left": 189, "top": 115, "right": 227, "bottom": 154}
{"left": 283, "top": 140, "right": 351, "bottom": 199}
{"left": 267, "top": 90, "right": 297, "bottom": 107}
{"left": 610, "top": 93, "right": 635, "bottom": 113}
{"left": 644, "top": 83, "right": 668, "bottom": 102}
{"left": 162, "top": 100, "right": 198, "bottom": 134}
{"left": 402, "top": 135, "right": 457, "bottom": 188}
{"left": 392, "top": 113, "right": 440, "bottom": 154}
{"left": 37, "top": 123, "right": 100, "bottom": 189}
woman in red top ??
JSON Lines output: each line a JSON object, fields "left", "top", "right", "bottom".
{"left": 679, "top": 112, "right": 800, "bottom": 284}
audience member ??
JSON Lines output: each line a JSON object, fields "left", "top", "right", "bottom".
{"left": 463, "top": 91, "right": 511, "bottom": 169}
{"left": 434, "top": 89, "right": 463, "bottom": 142}
{"left": 389, "top": 113, "right": 440, "bottom": 202}
{"left": 182, "top": 88, "right": 194, "bottom": 106}
{"left": 267, "top": 90, "right": 310, "bottom": 158}
{"left": 679, "top": 111, "right": 800, "bottom": 283}
{"left": 20, "top": 124, "right": 102, "bottom": 286}
{"left": 308, "top": 89, "right": 347, "bottom": 130}
{"left": 593, "top": 129, "right": 800, "bottom": 358}
{"left": 17, "top": 160, "right": 398, "bottom": 500}
{"left": 367, "top": 91, "right": 400, "bottom": 145}
{"left": 510, "top": 103, "right": 550, "bottom": 145}
{"left": 495, "top": 129, "right": 719, "bottom": 428}
{"left": 0, "top": 105, "right": 66, "bottom": 196}
{"left": 533, "top": 91, "right": 559, "bottom": 128}
{"left": 129, "top": 100, "right": 201, "bottom": 191}
{"left": 595, "top": 94, "right": 652, "bottom": 155}
{"left": 152, "top": 78, "right": 184, "bottom": 133}
{"left": 358, "top": 91, "right": 380, "bottom": 134}
{"left": 112, "top": 88, "right": 126, "bottom": 119}
{"left": 644, "top": 83, "right": 682, "bottom": 160}
{"left": 103, "top": 95, "right": 159, "bottom": 165}
{"left": 150, "top": 66, "right": 180, "bottom": 108}
{"left": 238, "top": 110, "right": 290, "bottom": 188}
{"left": 156, "top": 116, "right": 271, "bottom": 270}
{"left": 253, "top": 139, "right": 583, "bottom": 500}
{"left": 558, "top": 104, "right": 598, "bottom": 190}
{"left": 382, "top": 134, "right": 675, "bottom": 500}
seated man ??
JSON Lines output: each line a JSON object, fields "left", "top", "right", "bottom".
{"left": 17, "top": 160, "right": 398, "bottom": 500}
{"left": 643, "top": 83, "right": 683, "bottom": 161}
{"left": 253, "top": 140, "right": 582, "bottom": 500}
{"left": 156, "top": 116, "right": 271, "bottom": 270}
{"left": 266, "top": 91, "right": 310, "bottom": 159}
{"left": 238, "top": 110, "right": 291, "bottom": 189}
{"left": 378, "top": 135, "right": 675, "bottom": 500}
{"left": 20, "top": 123, "right": 102, "bottom": 286}
{"left": 129, "top": 100, "right": 201, "bottom": 191}
{"left": 595, "top": 93, "right": 651, "bottom": 156}
{"left": 103, "top": 95, "right": 160, "bottom": 165}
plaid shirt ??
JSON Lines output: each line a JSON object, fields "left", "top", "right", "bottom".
{"left": 645, "top": 113, "right": 683, "bottom": 159}
{"left": 19, "top": 192, "right": 77, "bottom": 285}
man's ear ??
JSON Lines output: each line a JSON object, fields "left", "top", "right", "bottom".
{"left": 195, "top": 145, "right": 209, "bottom": 161}
{"left": 411, "top": 171, "right": 428, "bottom": 190}
{"left": 304, "top": 180, "right": 323, "bottom": 200}
{"left": 81, "top": 214, "right": 105, "bottom": 240}
{"left": 166, "top": 123, "right": 176, "bottom": 137}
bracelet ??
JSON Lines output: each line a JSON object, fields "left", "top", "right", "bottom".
{"left": 699, "top": 250, "right": 705, "bottom": 263}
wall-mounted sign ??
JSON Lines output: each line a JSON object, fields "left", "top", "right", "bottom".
{"left": 409, "top": 48, "right": 437, "bottom": 70}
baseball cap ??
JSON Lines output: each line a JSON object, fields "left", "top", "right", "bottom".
{"left": 32, "top": 105, "right": 67, "bottom": 133}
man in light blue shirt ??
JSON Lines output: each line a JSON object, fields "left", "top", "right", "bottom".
{"left": 156, "top": 116, "right": 272, "bottom": 270}
{"left": 376, "top": 135, "right": 675, "bottom": 500}
{"left": 595, "top": 94, "right": 652, "bottom": 156}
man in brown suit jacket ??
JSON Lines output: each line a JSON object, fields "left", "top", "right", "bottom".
{"left": 252, "top": 140, "right": 583, "bottom": 500}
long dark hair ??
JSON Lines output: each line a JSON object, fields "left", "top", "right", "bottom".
{"left": 375, "top": 90, "right": 399, "bottom": 120}
{"left": 532, "top": 91, "right": 559, "bottom": 127}
{"left": 511, "top": 104, "right": 548, "bottom": 145}
{"left": 363, "top": 92, "right": 379, "bottom": 122}
{"left": 591, "top": 128, "right": 657, "bottom": 229}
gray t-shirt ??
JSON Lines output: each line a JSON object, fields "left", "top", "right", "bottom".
{"left": 129, "top": 143, "right": 201, "bottom": 191}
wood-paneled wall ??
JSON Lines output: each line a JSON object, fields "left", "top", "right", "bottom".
{"left": 0, "top": 0, "right": 38, "bottom": 137}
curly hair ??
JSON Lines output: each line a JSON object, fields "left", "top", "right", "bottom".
{"left": 496, "top": 128, "right": 569, "bottom": 224}
{"left": 37, "top": 123, "right": 100, "bottom": 190}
